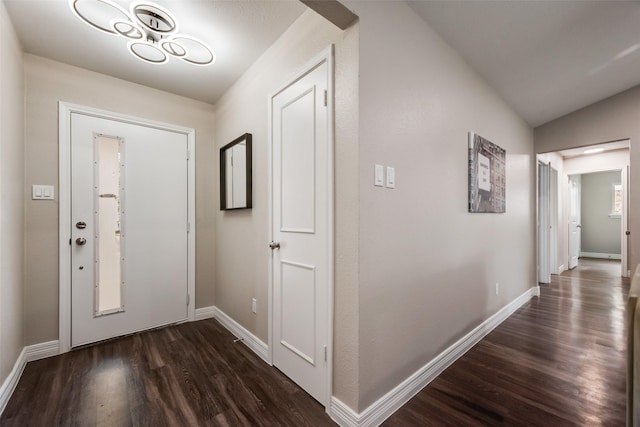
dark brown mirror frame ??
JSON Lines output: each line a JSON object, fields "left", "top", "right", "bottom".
{"left": 220, "top": 133, "right": 252, "bottom": 210}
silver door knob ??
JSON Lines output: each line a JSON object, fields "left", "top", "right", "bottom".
{"left": 76, "top": 237, "right": 87, "bottom": 246}
{"left": 269, "top": 241, "right": 280, "bottom": 250}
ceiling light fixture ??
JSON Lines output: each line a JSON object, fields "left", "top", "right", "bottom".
{"left": 583, "top": 148, "right": 605, "bottom": 154}
{"left": 69, "top": 0, "right": 215, "bottom": 66}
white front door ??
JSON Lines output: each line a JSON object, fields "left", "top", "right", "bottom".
{"left": 270, "top": 56, "right": 332, "bottom": 406}
{"left": 70, "top": 112, "right": 189, "bottom": 347}
{"left": 568, "top": 174, "right": 582, "bottom": 270}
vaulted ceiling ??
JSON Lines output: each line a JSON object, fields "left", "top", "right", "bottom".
{"left": 408, "top": 1, "right": 640, "bottom": 127}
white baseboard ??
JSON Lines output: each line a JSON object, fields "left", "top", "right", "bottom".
{"left": 557, "top": 264, "right": 566, "bottom": 274}
{"left": 330, "top": 397, "right": 360, "bottom": 427}
{"left": 580, "top": 252, "right": 621, "bottom": 260}
{"left": 0, "top": 347, "right": 26, "bottom": 416}
{"left": 210, "top": 306, "right": 270, "bottom": 364}
{"left": 195, "top": 306, "right": 217, "bottom": 321}
{"left": 0, "top": 340, "right": 59, "bottom": 416}
{"left": 24, "top": 340, "right": 60, "bottom": 362}
{"left": 329, "top": 286, "right": 540, "bottom": 427}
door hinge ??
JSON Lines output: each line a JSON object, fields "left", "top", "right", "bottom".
{"left": 324, "top": 345, "right": 327, "bottom": 362}
{"left": 187, "top": 293, "right": 190, "bottom": 306}
{"left": 323, "top": 90, "right": 328, "bottom": 107}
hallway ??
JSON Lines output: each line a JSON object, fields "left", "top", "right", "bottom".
{"left": 385, "top": 258, "right": 628, "bottom": 426}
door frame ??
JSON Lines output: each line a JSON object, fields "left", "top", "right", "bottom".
{"left": 58, "top": 102, "right": 196, "bottom": 353}
{"left": 267, "top": 46, "right": 335, "bottom": 408}
{"left": 549, "top": 166, "right": 559, "bottom": 274}
{"left": 537, "top": 160, "right": 551, "bottom": 283}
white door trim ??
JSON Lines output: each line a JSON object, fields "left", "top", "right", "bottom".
{"left": 267, "top": 46, "right": 335, "bottom": 409}
{"left": 58, "top": 102, "right": 196, "bottom": 353}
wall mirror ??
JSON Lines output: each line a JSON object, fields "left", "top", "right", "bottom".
{"left": 220, "top": 133, "right": 252, "bottom": 210}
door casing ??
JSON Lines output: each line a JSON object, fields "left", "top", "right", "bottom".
{"left": 267, "top": 46, "right": 335, "bottom": 409}
{"left": 59, "top": 102, "right": 196, "bottom": 353}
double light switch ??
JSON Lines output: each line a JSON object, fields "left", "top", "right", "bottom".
{"left": 32, "top": 185, "right": 55, "bottom": 200}
{"left": 374, "top": 164, "right": 396, "bottom": 189}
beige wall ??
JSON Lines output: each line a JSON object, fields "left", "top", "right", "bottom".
{"left": 347, "top": 1, "right": 536, "bottom": 410}
{"left": 213, "top": 9, "right": 360, "bottom": 408}
{"left": 23, "top": 55, "right": 216, "bottom": 345}
{"left": 0, "top": 1, "right": 25, "bottom": 388}
{"left": 535, "top": 85, "right": 640, "bottom": 273}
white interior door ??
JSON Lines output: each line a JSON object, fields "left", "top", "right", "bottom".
{"left": 270, "top": 58, "right": 331, "bottom": 406}
{"left": 538, "top": 162, "right": 551, "bottom": 283}
{"left": 568, "top": 174, "right": 582, "bottom": 270}
{"left": 71, "top": 112, "right": 189, "bottom": 347}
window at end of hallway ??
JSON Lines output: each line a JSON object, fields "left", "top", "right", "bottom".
{"left": 610, "top": 184, "right": 622, "bottom": 218}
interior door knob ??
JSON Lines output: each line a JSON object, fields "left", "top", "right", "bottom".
{"left": 76, "top": 237, "right": 87, "bottom": 246}
{"left": 269, "top": 241, "right": 280, "bottom": 250}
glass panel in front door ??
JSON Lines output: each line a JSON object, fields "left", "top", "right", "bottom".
{"left": 96, "top": 135, "right": 124, "bottom": 315}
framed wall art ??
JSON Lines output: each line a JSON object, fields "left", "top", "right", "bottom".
{"left": 468, "top": 132, "right": 505, "bottom": 213}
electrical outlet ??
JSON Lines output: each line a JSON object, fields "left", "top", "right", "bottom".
{"left": 252, "top": 298, "right": 257, "bottom": 314}
{"left": 495, "top": 283, "right": 499, "bottom": 295}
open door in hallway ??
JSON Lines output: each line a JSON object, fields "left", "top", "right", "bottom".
{"left": 568, "top": 174, "right": 582, "bottom": 270}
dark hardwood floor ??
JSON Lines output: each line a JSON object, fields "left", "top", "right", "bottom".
{"left": 1, "top": 258, "right": 628, "bottom": 426}
{"left": 0, "top": 318, "right": 335, "bottom": 426}
{"left": 385, "top": 258, "right": 628, "bottom": 426}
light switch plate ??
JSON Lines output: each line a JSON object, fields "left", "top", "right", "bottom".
{"left": 374, "top": 164, "right": 384, "bottom": 187}
{"left": 32, "top": 185, "right": 55, "bottom": 200}
{"left": 386, "top": 166, "right": 395, "bottom": 188}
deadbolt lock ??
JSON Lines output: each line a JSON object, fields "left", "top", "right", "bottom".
{"left": 76, "top": 221, "right": 87, "bottom": 229}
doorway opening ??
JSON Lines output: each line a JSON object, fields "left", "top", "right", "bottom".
{"left": 537, "top": 139, "right": 630, "bottom": 281}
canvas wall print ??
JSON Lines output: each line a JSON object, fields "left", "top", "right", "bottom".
{"left": 468, "top": 132, "right": 506, "bottom": 213}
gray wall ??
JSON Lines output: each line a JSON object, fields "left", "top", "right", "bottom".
{"left": 0, "top": 1, "right": 25, "bottom": 390}
{"left": 347, "top": 1, "right": 536, "bottom": 410}
{"left": 535, "top": 85, "right": 640, "bottom": 272}
{"left": 581, "top": 171, "right": 621, "bottom": 255}
{"left": 23, "top": 55, "right": 216, "bottom": 345}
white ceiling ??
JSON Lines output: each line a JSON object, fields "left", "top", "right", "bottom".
{"left": 5, "top": 1, "right": 640, "bottom": 125}
{"left": 408, "top": 1, "right": 640, "bottom": 127}
{"left": 4, "top": 0, "right": 306, "bottom": 105}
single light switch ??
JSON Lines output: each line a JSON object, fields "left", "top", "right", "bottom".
{"left": 374, "top": 164, "right": 384, "bottom": 187}
{"left": 386, "top": 166, "right": 395, "bottom": 188}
